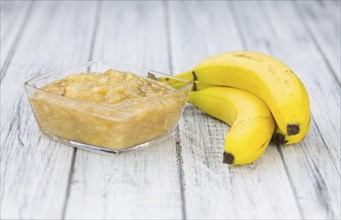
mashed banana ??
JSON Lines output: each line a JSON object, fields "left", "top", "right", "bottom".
{"left": 30, "top": 69, "right": 187, "bottom": 150}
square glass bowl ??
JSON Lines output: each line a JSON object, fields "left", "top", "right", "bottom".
{"left": 24, "top": 61, "right": 192, "bottom": 155}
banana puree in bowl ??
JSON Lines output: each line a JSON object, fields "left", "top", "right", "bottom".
{"left": 25, "top": 62, "right": 192, "bottom": 154}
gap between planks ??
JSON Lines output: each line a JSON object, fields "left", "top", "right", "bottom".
{"left": 1, "top": 2, "right": 100, "bottom": 218}
{"left": 62, "top": 2, "right": 183, "bottom": 219}
{"left": 231, "top": 2, "right": 304, "bottom": 216}
{"left": 293, "top": 1, "right": 340, "bottom": 86}
{"left": 0, "top": 1, "right": 34, "bottom": 81}
{"left": 164, "top": 1, "right": 187, "bottom": 219}
{"left": 231, "top": 2, "right": 307, "bottom": 217}
{"left": 61, "top": 1, "right": 103, "bottom": 218}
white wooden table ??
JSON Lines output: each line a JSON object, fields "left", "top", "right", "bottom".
{"left": 1, "top": 1, "right": 340, "bottom": 219}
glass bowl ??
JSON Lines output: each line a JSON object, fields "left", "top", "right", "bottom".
{"left": 24, "top": 61, "right": 192, "bottom": 155}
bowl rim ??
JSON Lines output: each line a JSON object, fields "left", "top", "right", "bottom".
{"left": 24, "top": 60, "right": 192, "bottom": 111}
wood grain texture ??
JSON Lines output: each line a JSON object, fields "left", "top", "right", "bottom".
{"left": 0, "top": 1, "right": 32, "bottom": 72}
{"left": 295, "top": 1, "right": 341, "bottom": 83}
{"left": 168, "top": 1, "right": 301, "bottom": 219}
{"left": 1, "top": 1, "right": 340, "bottom": 219}
{"left": 323, "top": 0, "right": 341, "bottom": 26}
{"left": 63, "top": 2, "right": 183, "bottom": 219}
{"left": 234, "top": 1, "right": 340, "bottom": 218}
{"left": 0, "top": 1, "right": 97, "bottom": 219}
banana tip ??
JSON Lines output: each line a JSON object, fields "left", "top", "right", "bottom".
{"left": 287, "top": 124, "right": 300, "bottom": 136}
{"left": 223, "top": 152, "right": 234, "bottom": 164}
{"left": 273, "top": 133, "right": 287, "bottom": 146}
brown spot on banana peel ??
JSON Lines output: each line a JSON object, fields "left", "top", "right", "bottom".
{"left": 192, "top": 81, "right": 197, "bottom": 91}
{"left": 257, "top": 137, "right": 272, "bottom": 151}
{"left": 233, "top": 53, "right": 263, "bottom": 63}
{"left": 192, "top": 71, "right": 197, "bottom": 81}
{"left": 272, "top": 133, "right": 288, "bottom": 146}
{"left": 223, "top": 152, "right": 234, "bottom": 164}
{"left": 287, "top": 124, "right": 300, "bottom": 136}
{"left": 233, "top": 53, "right": 253, "bottom": 60}
{"left": 268, "top": 65, "right": 275, "bottom": 74}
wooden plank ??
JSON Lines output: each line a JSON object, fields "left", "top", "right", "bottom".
{"left": 0, "top": 1, "right": 32, "bottom": 71}
{"left": 0, "top": 2, "right": 98, "bottom": 219}
{"left": 234, "top": 1, "right": 340, "bottom": 218}
{"left": 323, "top": 0, "right": 341, "bottom": 23}
{"left": 295, "top": 1, "right": 341, "bottom": 83}
{"left": 168, "top": 1, "right": 302, "bottom": 219}
{"left": 63, "top": 2, "right": 183, "bottom": 219}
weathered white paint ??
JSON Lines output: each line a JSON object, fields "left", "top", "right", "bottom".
{"left": 0, "top": 1, "right": 32, "bottom": 71}
{"left": 0, "top": 1, "right": 97, "bottom": 219}
{"left": 324, "top": 0, "right": 341, "bottom": 27}
{"left": 295, "top": 1, "right": 341, "bottom": 83}
{"left": 64, "top": 2, "right": 183, "bottom": 219}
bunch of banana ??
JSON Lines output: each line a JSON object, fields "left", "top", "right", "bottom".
{"left": 160, "top": 51, "right": 311, "bottom": 165}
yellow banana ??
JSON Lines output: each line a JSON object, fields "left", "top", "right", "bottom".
{"left": 165, "top": 51, "right": 310, "bottom": 145}
{"left": 189, "top": 86, "right": 275, "bottom": 165}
